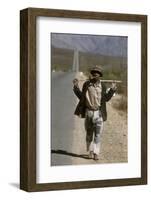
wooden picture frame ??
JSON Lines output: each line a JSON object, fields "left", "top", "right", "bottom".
{"left": 20, "top": 7, "right": 147, "bottom": 192}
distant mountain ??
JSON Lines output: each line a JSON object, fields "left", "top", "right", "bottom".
{"left": 51, "top": 46, "right": 127, "bottom": 73}
{"left": 51, "top": 33, "right": 127, "bottom": 58}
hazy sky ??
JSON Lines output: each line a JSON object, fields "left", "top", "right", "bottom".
{"left": 51, "top": 33, "right": 127, "bottom": 58}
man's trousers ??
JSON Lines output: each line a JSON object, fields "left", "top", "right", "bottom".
{"left": 85, "top": 109, "right": 104, "bottom": 155}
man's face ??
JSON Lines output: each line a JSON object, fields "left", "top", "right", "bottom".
{"left": 91, "top": 72, "right": 101, "bottom": 82}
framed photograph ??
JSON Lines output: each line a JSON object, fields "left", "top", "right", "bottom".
{"left": 20, "top": 8, "right": 147, "bottom": 192}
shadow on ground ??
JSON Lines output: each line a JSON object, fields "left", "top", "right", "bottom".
{"left": 51, "top": 149, "right": 90, "bottom": 160}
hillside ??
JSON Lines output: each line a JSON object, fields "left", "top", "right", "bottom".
{"left": 51, "top": 46, "right": 127, "bottom": 75}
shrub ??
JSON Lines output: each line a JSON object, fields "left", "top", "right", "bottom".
{"left": 112, "top": 95, "right": 127, "bottom": 111}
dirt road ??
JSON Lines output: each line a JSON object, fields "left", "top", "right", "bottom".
{"left": 51, "top": 71, "right": 77, "bottom": 166}
{"left": 51, "top": 72, "right": 127, "bottom": 166}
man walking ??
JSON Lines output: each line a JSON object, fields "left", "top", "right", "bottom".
{"left": 73, "top": 66, "right": 116, "bottom": 161}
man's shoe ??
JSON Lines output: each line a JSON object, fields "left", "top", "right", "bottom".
{"left": 88, "top": 151, "right": 94, "bottom": 159}
{"left": 94, "top": 154, "right": 99, "bottom": 161}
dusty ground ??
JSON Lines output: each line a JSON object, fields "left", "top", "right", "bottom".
{"left": 51, "top": 72, "right": 127, "bottom": 166}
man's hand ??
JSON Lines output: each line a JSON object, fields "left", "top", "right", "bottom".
{"left": 111, "top": 82, "right": 117, "bottom": 91}
{"left": 73, "top": 78, "right": 79, "bottom": 88}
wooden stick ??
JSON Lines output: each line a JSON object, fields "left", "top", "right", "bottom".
{"left": 78, "top": 79, "right": 122, "bottom": 83}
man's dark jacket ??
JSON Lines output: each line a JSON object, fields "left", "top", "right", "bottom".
{"left": 73, "top": 80, "right": 115, "bottom": 121}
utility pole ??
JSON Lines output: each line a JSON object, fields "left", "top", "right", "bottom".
{"left": 72, "top": 49, "right": 79, "bottom": 72}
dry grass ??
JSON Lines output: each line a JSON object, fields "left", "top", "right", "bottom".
{"left": 112, "top": 95, "right": 127, "bottom": 112}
